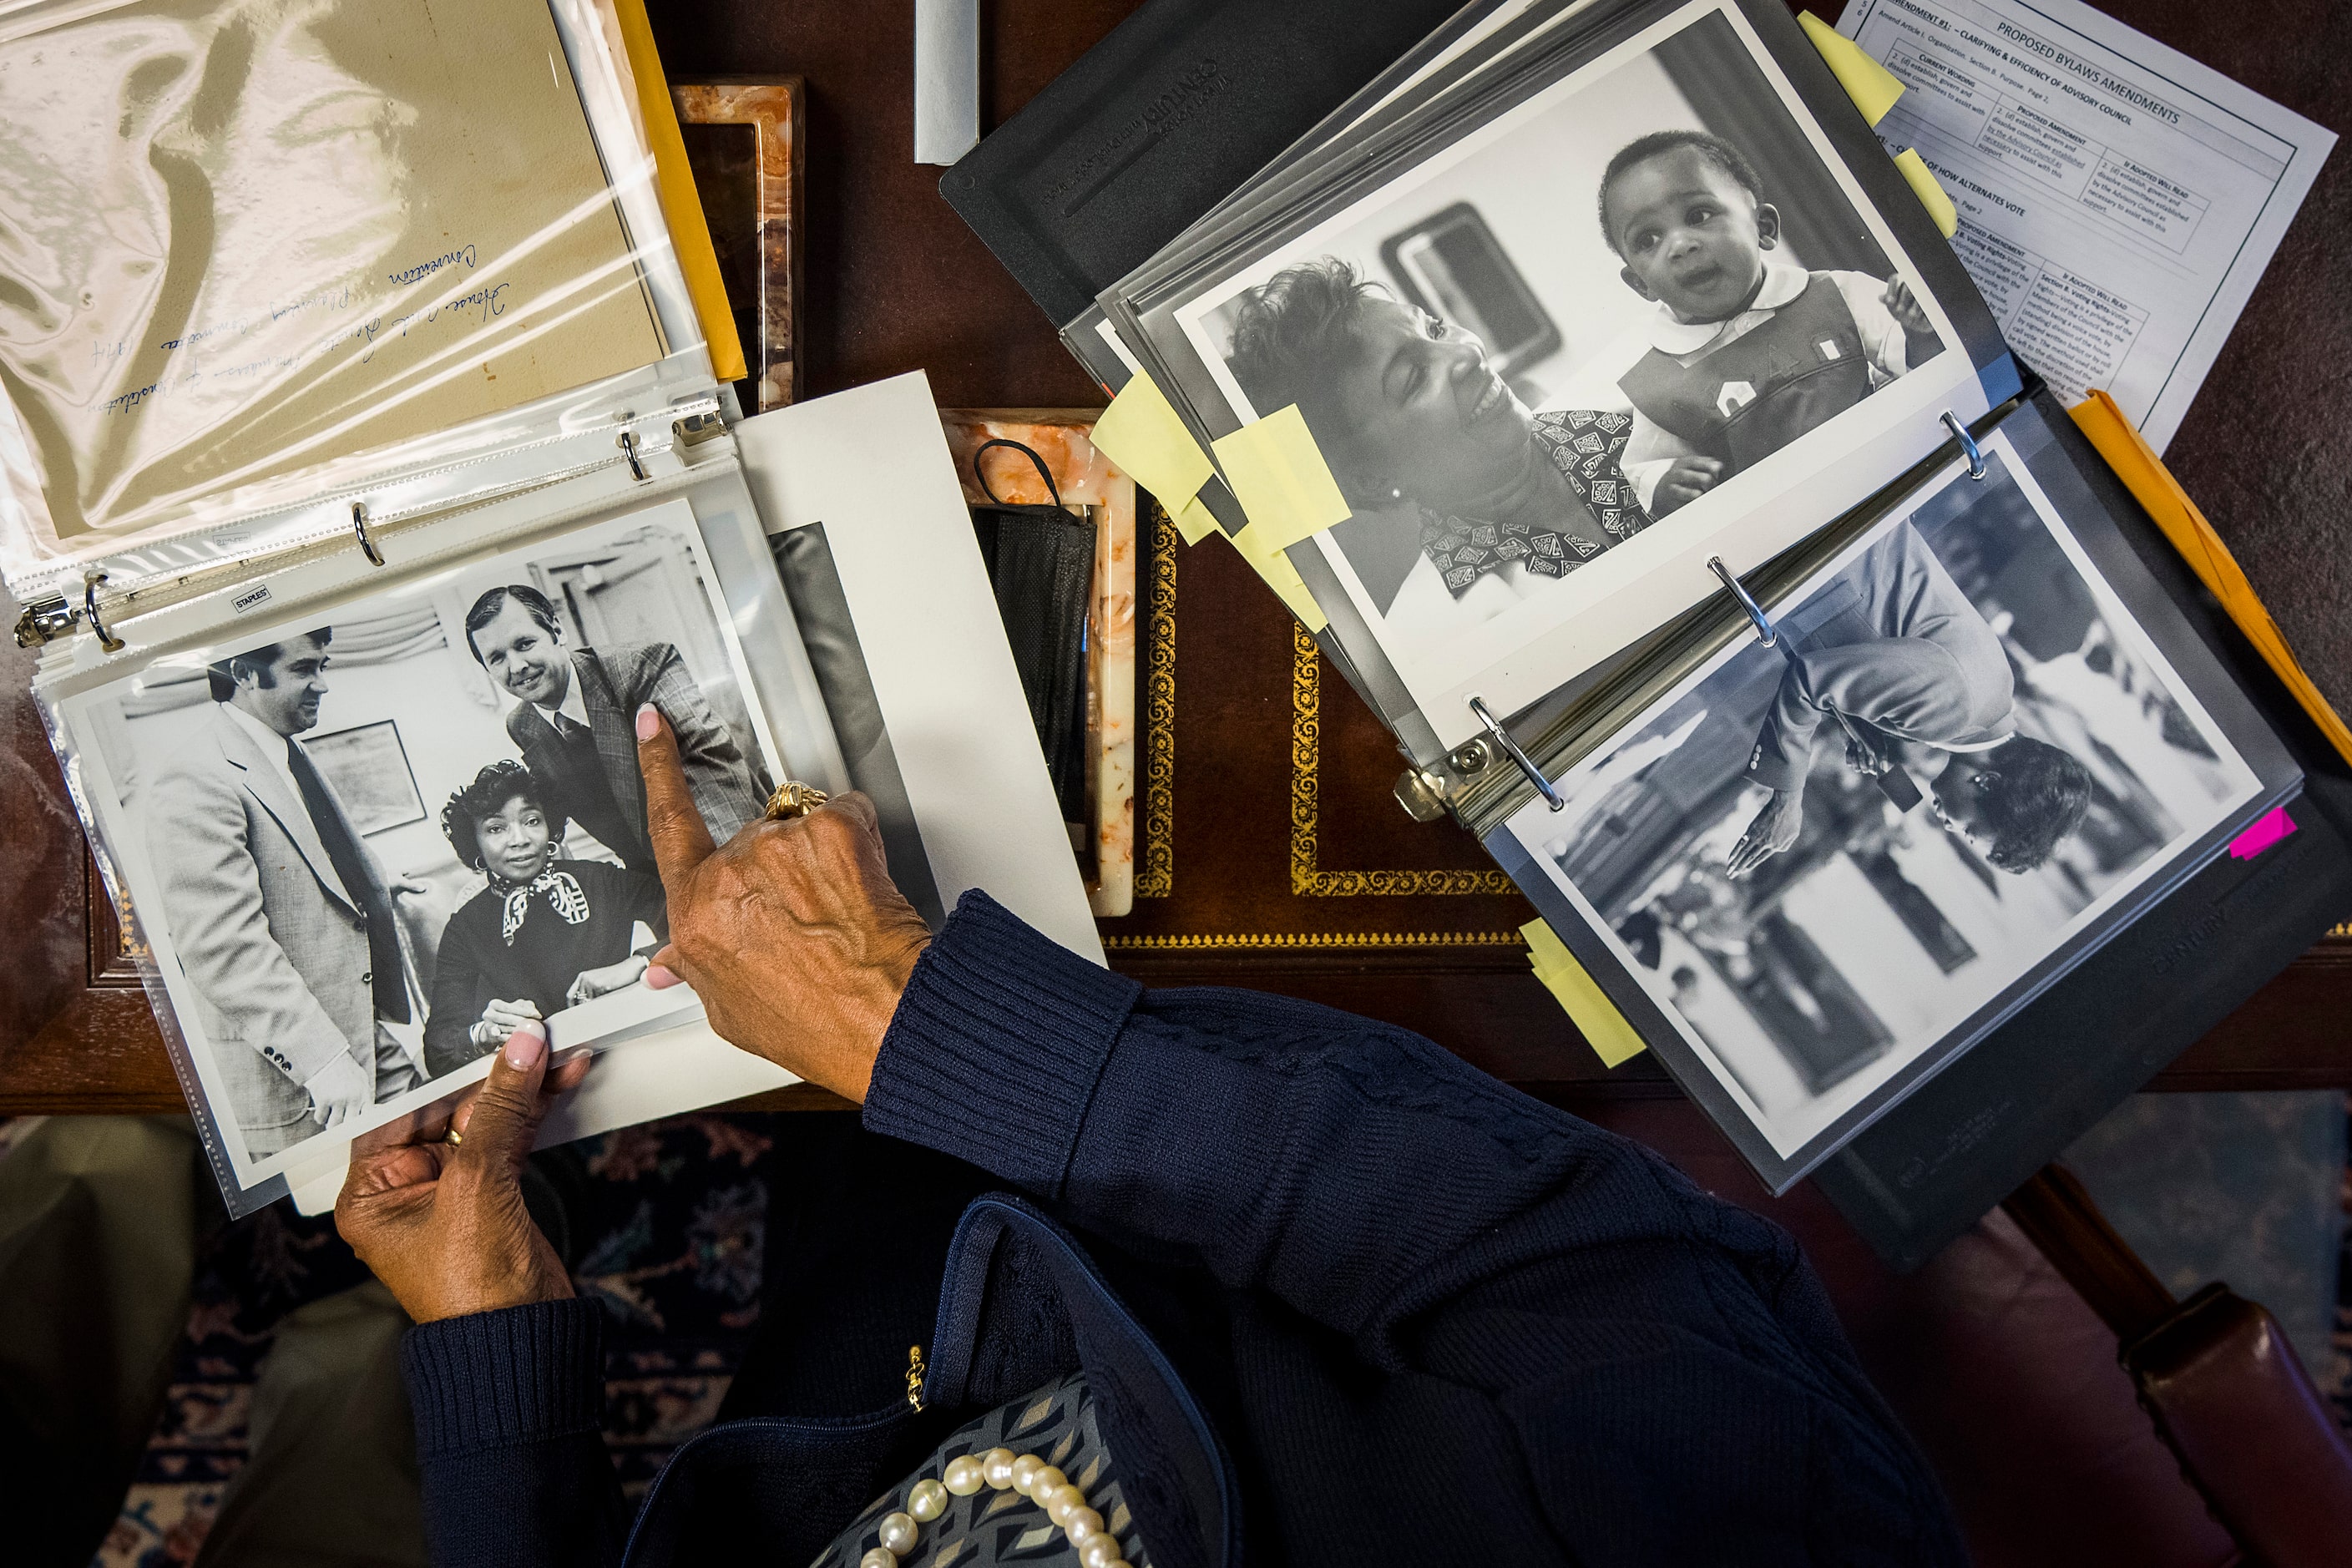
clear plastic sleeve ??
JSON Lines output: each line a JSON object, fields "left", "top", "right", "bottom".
{"left": 0, "top": 0, "right": 709, "bottom": 605}
{"left": 33, "top": 445, "right": 847, "bottom": 1216}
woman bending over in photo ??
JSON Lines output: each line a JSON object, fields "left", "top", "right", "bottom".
{"left": 1226, "top": 257, "right": 1651, "bottom": 633}
{"left": 423, "top": 760, "right": 667, "bottom": 1076}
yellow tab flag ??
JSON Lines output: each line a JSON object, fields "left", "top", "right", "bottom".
{"left": 1211, "top": 405, "right": 1356, "bottom": 553}
{"left": 1092, "top": 372, "right": 1216, "bottom": 514}
{"left": 1798, "top": 13, "right": 1906, "bottom": 127}
{"left": 1520, "top": 919, "right": 1648, "bottom": 1068}
{"left": 611, "top": 0, "right": 746, "bottom": 383}
{"left": 1228, "top": 521, "right": 1328, "bottom": 633}
{"left": 1892, "top": 149, "right": 1959, "bottom": 237}
{"left": 1171, "top": 495, "right": 1222, "bottom": 545}
{"left": 2071, "top": 390, "right": 2352, "bottom": 771}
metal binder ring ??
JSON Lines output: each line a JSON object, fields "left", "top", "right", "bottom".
{"left": 1467, "top": 695, "right": 1564, "bottom": 812}
{"left": 83, "top": 570, "right": 124, "bottom": 653}
{"left": 619, "top": 428, "right": 650, "bottom": 482}
{"left": 1707, "top": 556, "right": 1778, "bottom": 648}
{"left": 352, "top": 502, "right": 385, "bottom": 567}
{"left": 1941, "top": 410, "right": 1988, "bottom": 481}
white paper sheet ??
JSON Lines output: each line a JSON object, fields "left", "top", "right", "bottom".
{"left": 732, "top": 372, "right": 1105, "bottom": 965}
{"left": 1840, "top": 0, "right": 2334, "bottom": 451}
{"left": 287, "top": 376, "right": 1101, "bottom": 1212}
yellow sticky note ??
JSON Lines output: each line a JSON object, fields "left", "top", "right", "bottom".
{"left": 1893, "top": 149, "right": 1959, "bottom": 237}
{"left": 1520, "top": 919, "right": 1648, "bottom": 1068}
{"left": 2070, "top": 391, "right": 2352, "bottom": 771}
{"left": 1799, "top": 13, "right": 1906, "bottom": 127}
{"left": 1171, "top": 494, "right": 1222, "bottom": 545}
{"left": 612, "top": 0, "right": 747, "bottom": 384}
{"left": 1228, "top": 521, "right": 1328, "bottom": 633}
{"left": 1211, "top": 406, "right": 1354, "bottom": 552}
{"left": 1093, "top": 372, "right": 1215, "bottom": 510}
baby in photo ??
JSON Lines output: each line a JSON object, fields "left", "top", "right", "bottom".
{"left": 1596, "top": 129, "right": 1944, "bottom": 515}
{"left": 422, "top": 760, "right": 669, "bottom": 1076}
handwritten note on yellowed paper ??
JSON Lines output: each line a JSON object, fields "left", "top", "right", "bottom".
{"left": 0, "top": 0, "right": 669, "bottom": 544}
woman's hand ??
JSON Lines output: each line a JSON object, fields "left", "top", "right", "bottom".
{"left": 635, "top": 705, "right": 930, "bottom": 1102}
{"left": 471, "top": 997, "right": 543, "bottom": 1047}
{"left": 336, "top": 1022, "right": 593, "bottom": 1323}
{"left": 566, "top": 954, "right": 650, "bottom": 1009}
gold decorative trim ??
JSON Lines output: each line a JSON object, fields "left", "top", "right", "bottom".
{"left": 115, "top": 885, "right": 149, "bottom": 960}
{"left": 1290, "top": 624, "right": 1515, "bottom": 897}
{"left": 1135, "top": 501, "right": 1177, "bottom": 898}
{"left": 1105, "top": 929, "right": 1527, "bottom": 951}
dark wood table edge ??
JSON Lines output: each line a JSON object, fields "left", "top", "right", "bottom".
{"left": 13, "top": 937, "right": 2347, "bottom": 1116}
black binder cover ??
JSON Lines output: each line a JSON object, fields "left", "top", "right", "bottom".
{"left": 1810, "top": 403, "right": 2352, "bottom": 1271}
{"left": 940, "top": 0, "right": 1465, "bottom": 327}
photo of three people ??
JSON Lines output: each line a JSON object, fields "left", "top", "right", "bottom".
{"left": 1191, "top": 6, "right": 1955, "bottom": 649}
{"left": 76, "top": 508, "right": 784, "bottom": 1168}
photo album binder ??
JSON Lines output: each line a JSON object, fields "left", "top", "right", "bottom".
{"left": 2, "top": 0, "right": 1095, "bottom": 1215}
{"left": 946, "top": 0, "right": 2352, "bottom": 1261}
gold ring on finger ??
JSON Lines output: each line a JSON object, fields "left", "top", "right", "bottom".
{"left": 763, "top": 781, "right": 829, "bottom": 822}
{"left": 444, "top": 1127, "right": 463, "bottom": 1148}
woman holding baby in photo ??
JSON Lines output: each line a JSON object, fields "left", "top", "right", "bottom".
{"left": 422, "top": 759, "right": 668, "bottom": 1077}
{"left": 1225, "top": 130, "right": 1941, "bottom": 637}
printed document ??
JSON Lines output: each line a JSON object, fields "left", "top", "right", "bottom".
{"left": 1841, "top": 0, "right": 2334, "bottom": 450}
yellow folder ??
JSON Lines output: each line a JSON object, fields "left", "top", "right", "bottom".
{"left": 2069, "top": 391, "right": 2352, "bottom": 772}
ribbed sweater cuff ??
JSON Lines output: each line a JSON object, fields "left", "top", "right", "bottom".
{"left": 863, "top": 889, "right": 1140, "bottom": 1198}
{"left": 400, "top": 1297, "right": 605, "bottom": 1459}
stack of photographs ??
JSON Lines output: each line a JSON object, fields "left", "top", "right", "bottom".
{"left": 973, "top": 0, "right": 2344, "bottom": 1216}
{"left": 4, "top": 1, "right": 1096, "bottom": 1216}
{"left": 1094, "top": 0, "right": 2016, "bottom": 755}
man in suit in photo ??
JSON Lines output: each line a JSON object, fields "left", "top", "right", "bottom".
{"left": 1727, "top": 519, "right": 2093, "bottom": 879}
{"left": 464, "top": 584, "right": 771, "bottom": 874}
{"left": 147, "top": 631, "right": 427, "bottom": 1159}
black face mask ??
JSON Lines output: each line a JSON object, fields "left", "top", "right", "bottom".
{"left": 968, "top": 439, "right": 1097, "bottom": 876}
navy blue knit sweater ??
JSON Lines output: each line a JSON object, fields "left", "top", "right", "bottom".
{"left": 399, "top": 891, "right": 1963, "bottom": 1565}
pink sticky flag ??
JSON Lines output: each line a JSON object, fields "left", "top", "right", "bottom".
{"left": 2228, "top": 807, "right": 2297, "bottom": 861}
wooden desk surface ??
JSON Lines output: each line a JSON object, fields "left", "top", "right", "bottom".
{"left": 2, "top": 0, "right": 2346, "bottom": 1114}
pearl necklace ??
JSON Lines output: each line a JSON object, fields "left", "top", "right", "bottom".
{"left": 857, "top": 1444, "right": 1135, "bottom": 1568}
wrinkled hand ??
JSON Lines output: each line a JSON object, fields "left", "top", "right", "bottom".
{"left": 305, "top": 1052, "right": 372, "bottom": 1129}
{"left": 1653, "top": 456, "right": 1726, "bottom": 517}
{"left": 1884, "top": 278, "right": 1934, "bottom": 337}
{"left": 1727, "top": 788, "right": 1805, "bottom": 879}
{"left": 336, "top": 1023, "right": 594, "bottom": 1324}
{"left": 635, "top": 706, "right": 930, "bottom": 1103}
{"left": 566, "top": 954, "right": 649, "bottom": 1009}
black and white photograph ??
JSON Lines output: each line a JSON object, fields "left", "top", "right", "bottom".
{"left": 1174, "top": 0, "right": 1975, "bottom": 707}
{"left": 61, "top": 502, "right": 792, "bottom": 1180}
{"left": 1511, "top": 438, "right": 2259, "bottom": 1156}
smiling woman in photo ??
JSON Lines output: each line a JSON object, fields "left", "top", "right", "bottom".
{"left": 1225, "top": 258, "right": 1651, "bottom": 638}
{"left": 423, "top": 760, "right": 669, "bottom": 1076}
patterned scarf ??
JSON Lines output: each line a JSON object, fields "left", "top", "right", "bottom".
{"left": 1419, "top": 408, "right": 1651, "bottom": 597}
{"left": 493, "top": 867, "right": 591, "bottom": 945}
